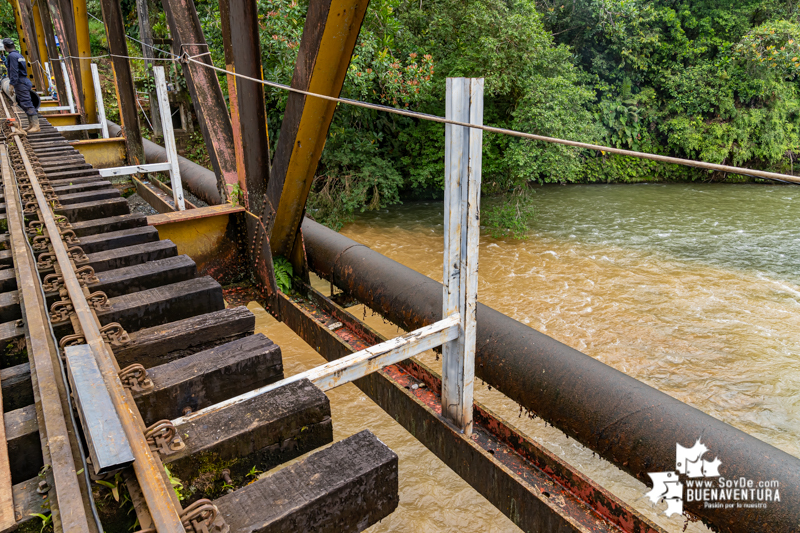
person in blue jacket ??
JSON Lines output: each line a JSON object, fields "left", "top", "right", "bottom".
{"left": 3, "top": 38, "right": 40, "bottom": 133}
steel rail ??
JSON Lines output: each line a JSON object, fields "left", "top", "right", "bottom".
{"left": 0, "top": 143, "right": 92, "bottom": 532}
{"left": 11, "top": 136, "right": 186, "bottom": 533}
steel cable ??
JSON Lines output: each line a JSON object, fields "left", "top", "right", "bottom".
{"left": 45, "top": 24, "right": 800, "bottom": 184}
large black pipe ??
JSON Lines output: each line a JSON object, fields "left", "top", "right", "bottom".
{"left": 108, "top": 121, "right": 222, "bottom": 205}
{"left": 302, "top": 217, "right": 799, "bottom": 533}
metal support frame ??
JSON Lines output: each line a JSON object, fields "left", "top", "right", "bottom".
{"left": 161, "top": 0, "right": 237, "bottom": 201}
{"left": 218, "top": 0, "right": 245, "bottom": 194}
{"left": 176, "top": 83, "right": 482, "bottom": 434}
{"left": 9, "top": 0, "right": 34, "bottom": 86}
{"left": 0, "top": 143, "right": 92, "bottom": 532}
{"left": 90, "top": 63, "right": 108, "bottom": 138}
{"left": 218, "top": 0, "right": 276, "bottom": 302}
{"left": 41, "top": 62, "right": 58, "bottom": 97}
{"left": 264, "top": 0, "right": 370, "bottom": 262}
{"left": 54, "top": 63, "right": 105, "bottom": 133}
{"left": 173, "top": 315, "right": 461, "bottom": 427}
{"left": 223, "top": 0, "right": 270, "bottom": 213}
{"left": 442, "top": 78, "right": 483, "bottom": 434}
{"left": 99, "top": 66, "right": 185, "bottom": 210}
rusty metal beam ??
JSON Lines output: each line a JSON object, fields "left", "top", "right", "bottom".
{"left": 135, "top": 0, "right": 162, "bottom": 135}
{"left": 218, "top": 0, "right": 278, "bottom": 306}
{"left": 11, "top": 133, "right": 185, "bottom": 533}
{"left": 133, "top": 176, "right": 178, "bottom": 214}
{"left": 160, "top": 0, "right": 236, "bottom": 201}
{"left": 73, "top": 0, "right": 96, "bottom": 123}
{"left": 265, "top": 0, "right": 369, "bottom": 262}
{"left": 98, "top": 0, "right": 144, "bottom": 165}
{"left": 9, "top": 0, "right": 32, "bottom": 86}
{"left": 272, "top": 285, "right": 664, "bottom": 533}
{"left": 0, "top": 144, "right": 93, "bottom": 533}
{"left": 45, "top": 0, "right": 85, "bottom": 116}
{"left": 223, "top": 0, "right": 270, "bottom": 211}
{"left": 31, "top": 0, "right": 50, "bottom": 92}
{"left": 301, "top": 217, "right": 800, "bottom": 533}
{"left": 217, "top": 0, "right": 244, "bottom": 185}
{"left": 34, "top": 0, "right": 68, "bottom": 103}
{"left": 15, "top": 0, "right": 46, "bottom": 90}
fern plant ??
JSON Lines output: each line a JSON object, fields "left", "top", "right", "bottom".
{"left": 273, "top": 256, "right": 293, "bottom": 294}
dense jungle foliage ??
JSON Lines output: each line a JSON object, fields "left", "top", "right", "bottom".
{"left": 86, "top": 0, "right": 800, "bottom": 233}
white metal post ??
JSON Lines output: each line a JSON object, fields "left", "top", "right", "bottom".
{"left": 58, "top": 60, "right": 76, "bottom": 114}
{"left": 463, "top": 78, "right": 483, "bottom": 428}
{"left": 44, "top": 62, "right": 55, "bottom": 95}
{"left": 153, "top": 66, "right": 185, "bottom": 211}
{"left": 442, "top": 78, "right": 483, "bottom": 435}
{"left": 90, "top": 63, "right": 109, "bottom": 139}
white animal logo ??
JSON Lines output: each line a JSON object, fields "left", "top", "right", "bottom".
{"left": 646, "top": 439, "right": 721, "bottom": 517}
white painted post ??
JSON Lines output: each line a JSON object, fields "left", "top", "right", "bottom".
{"left": 90, "top": 64, "right": 109, "bottom": 139}
{"left": 58, "top": 60, "right": 76, "bottom": 114}
{"left": 153, "top": 66, "right": 185, "bottom": 211}
{"left": 462, "top": 78, "right": 483, "bottom": 430}
{"left": 44, "top": 62, "right": 55, "bottom": 95}
{"left": 442, "top": 78, "right": 482, "bottom": 435}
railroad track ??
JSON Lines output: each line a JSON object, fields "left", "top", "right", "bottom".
{"left": 0, "top": 105, "right": 398, "bottom": 532}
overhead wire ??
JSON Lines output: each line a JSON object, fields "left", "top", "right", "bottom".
{"left": 57, "top": 19, "right": 800, "bottom": 185}
{"left": 178, "top": 53, "right": 800, "bottom": 184}
{"left": 87, "top": 11, "right": 177, "bottom": 57}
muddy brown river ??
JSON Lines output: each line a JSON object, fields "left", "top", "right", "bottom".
{"left": 247, "top": 183, "right": 800, "bottom": 532}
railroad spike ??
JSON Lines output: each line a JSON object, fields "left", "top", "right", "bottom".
{"left": 119, "top": 363, "right": 153, "bottom": 392}
{"left": 144, "top": 419, "right": 185, "bottom": 456}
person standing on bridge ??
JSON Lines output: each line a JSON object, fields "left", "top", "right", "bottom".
{"left": 3, "top": 38, "right": 40, "bottom": 133}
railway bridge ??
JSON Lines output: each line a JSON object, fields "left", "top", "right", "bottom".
{"left": 0, "top": 0, "right": 799, "bottom": 532}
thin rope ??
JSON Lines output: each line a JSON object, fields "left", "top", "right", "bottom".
{"left": 136, "top": 94, "right": 154, "bottom": 131}
{"left": 179, "top": 54, "right": 800, "bottom": 185}
{"left": 51, "top": 20, "right": 800, "bottom": 185}
{"left": 87, "top": 12, "right": 177, "bottom": 58}
{"left": 61, "top": 52, "right": 176, "bottom": 62}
